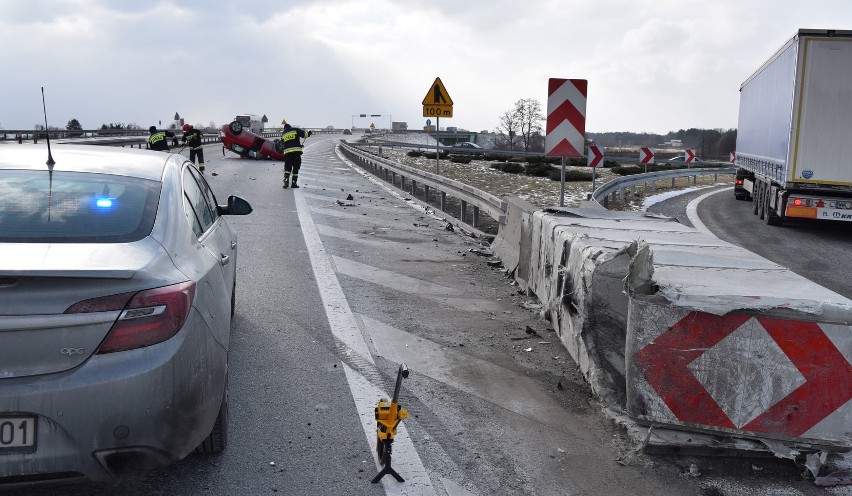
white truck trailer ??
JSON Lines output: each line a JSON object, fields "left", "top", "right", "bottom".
{"left": 734, "top": 29, "right": 852, "bottom": 225}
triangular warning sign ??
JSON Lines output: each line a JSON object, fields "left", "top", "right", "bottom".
{"left": 422, "top": 77, "right": 453, "bottom": 106}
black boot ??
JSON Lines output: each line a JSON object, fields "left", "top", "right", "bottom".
{"left": 282, "top": 173, "right": 290, "bottom": 189}
{"left": 291, "top": 176, "right": 299, "bottom": 189}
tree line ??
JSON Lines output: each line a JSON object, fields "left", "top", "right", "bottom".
{"left": 492, "top": 99, "right": 737, "bottom": 159}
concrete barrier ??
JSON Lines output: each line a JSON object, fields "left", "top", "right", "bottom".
{"left": 489, "top": 196, "right": 538, "bottom": 291}
{"left": 506, "top": 206, "right": 852, "bottom": 452}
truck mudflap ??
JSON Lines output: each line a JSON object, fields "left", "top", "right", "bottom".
{"left": 785, "top": 195, "right": 852, "bottom": 221}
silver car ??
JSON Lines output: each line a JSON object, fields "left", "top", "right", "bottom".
{"left": 0, "top": 144, "right": 252, "bottom": 485}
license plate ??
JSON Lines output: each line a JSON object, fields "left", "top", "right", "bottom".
{"left": 0, "top": 416, "right": 36, "bottom": 452}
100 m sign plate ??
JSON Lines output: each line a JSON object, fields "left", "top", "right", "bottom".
{"left": 423, "top": 105, "right": 453, "bottom": 118}
{"left": 0, "top": 416, "right": 36, "bottom": 452}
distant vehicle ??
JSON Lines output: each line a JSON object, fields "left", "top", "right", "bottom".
{"left": 343, "top": 129, "right": 352, "bottom": 135}
{"left": 454, "top": 142, "right": 482, "bottom": 150}
{"left": 220, "top": 120, "right": 284, "bottom": 160}
{"left": 233, "top": 114, "right": 263, "bottom": 134}
{"left": 734, "top": 28, "right": 852, "bottom": 225}
{"left": 0, "top": 144, "right": 253, "bottom": 483}
{"left": 667, "top": 155, "right": 700, "bottom": 163}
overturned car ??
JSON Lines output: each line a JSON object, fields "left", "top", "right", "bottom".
{"left": 219, "top": 120, "right": 284, "bottom": 160}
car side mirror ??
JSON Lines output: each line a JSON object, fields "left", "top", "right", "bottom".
{"left": 219, "top": 195, "right": 253, "bottom": 216}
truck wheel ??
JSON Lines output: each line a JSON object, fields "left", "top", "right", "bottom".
{"left": 752, "top": 182, "right": 761, "bottom": 215}
{"left": 764, "top": 190, "right": 782, "bottom": 226}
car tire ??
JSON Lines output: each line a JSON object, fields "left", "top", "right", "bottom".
{"left": 230, "top": 278, "right": 236, "bottom": 318}
{"left": 195, "top": 372, "right": 229, "bottom": 454}
{"left": 228, "top": 121, "right": 243, "bottom": 135}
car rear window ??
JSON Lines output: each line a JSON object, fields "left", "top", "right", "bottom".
{"left": 0, "top": 170, "right": 160, "bottom": 243}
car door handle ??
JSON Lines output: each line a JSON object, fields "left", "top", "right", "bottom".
{"left": 220, "top": 254, "right": 230, "bottom": 266}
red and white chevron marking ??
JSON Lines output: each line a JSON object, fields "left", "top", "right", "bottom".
{"left": 639, "top": 147, "right": 655, "bottom": 164}
{"left": 587, "top": 145, "right": 604, "bottom": 168}
{"left": 545, "top": 78, "right": 587, "bottom": 157}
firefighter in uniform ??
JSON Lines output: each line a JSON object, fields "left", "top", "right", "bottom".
{"left": 148, "top": 126, "right": 175, "bottom": 152}
{"left": 181, "top": 124, "right": 205, "bottom": 171}
{"left": 280, "top": 120, "right": 311, "bottom": 189}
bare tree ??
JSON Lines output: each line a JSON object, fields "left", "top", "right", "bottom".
{"left": 515, "top": 98, "right": 544, "bottom": 152}
{"left": 494, "top": 108, "right": 522, "bottom": 151}
{"left": 495, "top": 98, "right": 544, "bottom": 152}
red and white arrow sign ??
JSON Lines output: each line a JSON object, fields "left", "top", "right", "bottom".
{"left": 545, "top": 78, "right": 587, "bottom": 158}
{"left": 634, "top": 312, "right": 852, "bottom": 438}
{"left": 684, "top": 149, "right": 696, "bottom": 164}
{"left": 639, "top": 147, "right": 655, "bottom": 165}
{"left": 587, "top": 145, "right": 603, "bottom": 168}
{"left": 730, "top": 151, "right": 736, "bottom": 164}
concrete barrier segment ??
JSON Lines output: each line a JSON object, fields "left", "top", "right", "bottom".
{"left": 500, "top": 206, "right": 852, "bottom": 453}
{"left": 489, "top": 196, "right": 539, "bottom": 291}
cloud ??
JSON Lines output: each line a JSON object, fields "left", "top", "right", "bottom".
{"left": 1, "top": 0, "right": 851, "bottom": 133}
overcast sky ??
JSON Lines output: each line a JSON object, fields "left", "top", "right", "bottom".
{"left": 1, "top": 1, "right": 850, "bottom": 134}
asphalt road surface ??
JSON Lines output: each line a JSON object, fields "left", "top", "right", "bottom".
{"left": 649, "top": 185, "right": 852, "bottom": 300}
{"left": 6, "top": 140, "right": 843, "bottom": 496}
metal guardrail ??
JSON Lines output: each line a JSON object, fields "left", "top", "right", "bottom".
{"left": 592, "top": 166, "right": 736, "bottom": 208}
{"left": 2, "top": 131, "right": 220, "bottom": 150}
{"left": 339, "top": 142, "right": 507, "bottom": 228}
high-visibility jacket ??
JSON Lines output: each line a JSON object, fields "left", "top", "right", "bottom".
{"left": 148, "top": 130, "right": 174, "bottom": 151}
{"left": 280, "top": 127, "right": 311, "bottom": 155}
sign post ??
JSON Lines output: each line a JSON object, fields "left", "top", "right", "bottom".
{"left": 545, "top": 78, "right": 587, "bottom": 206}
{"left": 422, "top": 77, "right": 454, "bottom": 175}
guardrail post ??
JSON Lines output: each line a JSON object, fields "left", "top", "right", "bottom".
{"left": 440, "top": 191, "right": 447, "bottom": 212}
{"left": 472, "top": 206, "right": 480, "bottom": 228}
{"left": 671, "top": 177, "right": 676, "bottom": 188}
{"left": 461, "top": 200, "right": 468, "bottom": 223}
{"left": 651, "top": 179, "right": 656, "bottom": 192}
{"left": 424, "top": 185, "right": 430, "bottom": 203}
{"left": 411, "top": 179, "right": 417, "bottom": 196}
{"left": 619, "top": 186, "right": 625, "bottom": 201}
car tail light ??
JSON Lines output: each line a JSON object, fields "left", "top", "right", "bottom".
{"left": 65, "top": 282, "right": 196, "bottom": 354}
{"left": 735, "top": 178, "right": 743, "bottom": 186}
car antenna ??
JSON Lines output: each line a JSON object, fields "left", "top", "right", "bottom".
{"left": 41, "top": 86, "right": 55, "bottom": 220}
{"left": 41, "top": 87, "right": 55, "bottom": 169}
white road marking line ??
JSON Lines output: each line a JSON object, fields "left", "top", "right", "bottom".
{"left": 294, "top": 191, "right": 436, "bottom": 495}
{"left": 686, "top": 187, "right": 731, "bottom": 238}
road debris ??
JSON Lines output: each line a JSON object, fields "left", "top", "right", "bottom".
{"left": 815, "top": 470, "right": 852, "bottom": 487}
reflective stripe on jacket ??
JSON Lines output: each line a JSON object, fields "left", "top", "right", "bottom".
{"left": 149, "top": 132, "right": 166, "bottom": 145}
{"left": 280, "top": 128, "right": 310, "bottom": 154}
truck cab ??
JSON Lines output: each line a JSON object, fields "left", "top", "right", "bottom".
{"left": 234, "top": 114, "right": 263, "bottom": 135}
